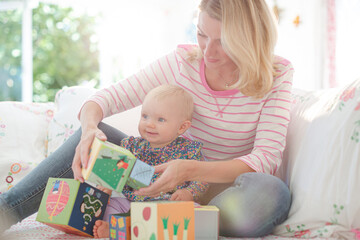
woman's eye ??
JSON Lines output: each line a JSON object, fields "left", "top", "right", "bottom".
{"left": 197, "top": 31, "right": 206, "bottom": 37}
{"left": 158, "top": 118, "right": 165, "bottom": 122}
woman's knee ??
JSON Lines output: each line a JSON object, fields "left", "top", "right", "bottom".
{"left": 209, "top": 172, "right": 291, "bottom": 237}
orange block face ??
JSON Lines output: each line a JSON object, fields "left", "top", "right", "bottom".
{"left": 131, "top": 201, "right": 195, "bottom": 240}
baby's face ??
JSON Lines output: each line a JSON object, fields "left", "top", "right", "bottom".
{"left": 138, "top": 95, "right": 188, "bottom": 148}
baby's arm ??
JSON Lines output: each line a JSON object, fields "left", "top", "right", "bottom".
{"left": 183, "top": 142, "right": 210, "bottom": 201}
{"left": 170, "top": 188, "right": 194, "bottom": 201}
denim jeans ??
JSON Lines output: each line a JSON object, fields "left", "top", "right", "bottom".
{"left": 0, "top": 122, "right": 127, "bottom": 233}
{"left": 0, "top": 122, "right": 291, "bottom": 237}
{"left": 209, "top": 172, "right": 291, "bottom": 237}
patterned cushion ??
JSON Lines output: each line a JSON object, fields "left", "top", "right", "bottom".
{"left": 275, "top": 78, "right": 360, "bottom": 239}
{"left": 46, "top": 86, "right": 97, "bottom": 155}
{"left": 0, "top": 102, "right": 54, "bottom": 194}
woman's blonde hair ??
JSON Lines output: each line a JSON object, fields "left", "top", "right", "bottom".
{"left": 145, "top": 85, "right": 194, "bottom": 121}
{"left": 195, "top": 0, "right": 278, "bottom": 98}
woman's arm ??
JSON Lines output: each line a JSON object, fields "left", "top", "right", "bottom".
{"left": 72, "top": 101, "right": 107, "bottom": 182}
{"left": 135, "top": 159, "right": 254, "bottom": 197}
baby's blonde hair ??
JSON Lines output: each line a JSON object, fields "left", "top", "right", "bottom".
{"left": 192, "top": 0, "right": 278, "bottom": 98}
{"left": 144, "top": 85, "right": 194, "bottom": 121}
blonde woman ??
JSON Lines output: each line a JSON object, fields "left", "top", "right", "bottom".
{"left": 0, "top": 0, "right": 293, "bottom": 237}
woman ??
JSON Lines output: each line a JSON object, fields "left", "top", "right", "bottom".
{"left": 0, "top": 0, "right": 293, "bottom": 237}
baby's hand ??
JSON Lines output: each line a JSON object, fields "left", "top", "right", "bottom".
{"left": 170, "top": 189, "right": 193, "bottom": 201}
{"left": 97, "top": 185, "right": 112, "bottom": 196}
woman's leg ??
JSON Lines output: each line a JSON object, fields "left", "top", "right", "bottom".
{"left": 208, "top": 172, "right": 291, "bottom": 238}
{"left": 0, "top": 122, "right": 127, "bottom": 233}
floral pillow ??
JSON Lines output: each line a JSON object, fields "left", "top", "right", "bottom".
{"left": 275, "top": 78, "right": 360, "bottom": 239}
{"left": 0, "top": 102, "right": 54, "bottom": 194}
{"left": 46, "top": 86, "right": 96, "bottom": 155}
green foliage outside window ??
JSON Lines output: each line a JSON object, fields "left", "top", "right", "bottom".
{"left": 0, "top": 3, "right": 100, "bottom": 102}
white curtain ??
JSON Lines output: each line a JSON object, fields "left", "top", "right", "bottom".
{"left": 271, "top": 0, "right": 360, "bottom": 91}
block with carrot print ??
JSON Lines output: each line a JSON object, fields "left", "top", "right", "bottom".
{"left": 36, "top": 177, "right": 109, "bottom": 237}
{"left": 109, "top": 212, "right": 131, "bottom": 240}
{"left": 131, "top": 201, "right": 195, "bottom": 240}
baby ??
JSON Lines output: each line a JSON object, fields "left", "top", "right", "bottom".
{"left": 93, "top": 85, "right": 209, "bottom": 238}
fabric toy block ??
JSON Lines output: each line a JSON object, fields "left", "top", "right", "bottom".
{"left": 36, "top": 177, "right": 109, "bottom": 237}
{"left": 194, "top": 205, "right": 219, "bottom": 240}
{"left": 109, "top": 212, "right": 131, "bottom": 240}
{"left": 82, "top": 137, "right": 137, "bottom": 193}
{"left": 126, "top": 159, "right": 155, "bottom": 190}
{"left": 131, "top": 201, "right": 195, "bottom": 240}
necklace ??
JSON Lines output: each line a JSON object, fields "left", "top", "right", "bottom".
{"left": 225, "top": 78, "right": 237, "bottom": 88}
{"left": 224, "top": 72, "right": 238, "bottom": 89}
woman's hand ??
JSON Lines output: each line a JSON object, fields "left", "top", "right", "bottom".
{"left": 134, "top": 160, "right": 193, "bottom": 197}
{"left": 72, "top": 127, "right": 107, "bottom": 182}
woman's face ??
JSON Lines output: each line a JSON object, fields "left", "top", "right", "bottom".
{"left": 197, "top": 11, "right": 236, "bottom": 70}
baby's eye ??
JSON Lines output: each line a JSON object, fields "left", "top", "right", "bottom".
{"left": 142, "top": 114, "right": 148, "bottom": 119}
{"left": 158, "top": 118, "right": 165, "bottom": 122}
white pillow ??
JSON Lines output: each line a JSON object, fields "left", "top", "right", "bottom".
{"left": 46, "top": 86, "right": 97, "bottom": 155}
{"left": 0, "top": 102, "right": 54, "bottom": 194}
{"left": 275, "top": 78, "right": 360, "bottom": 239}
{"left": 47, "top": 86, "right": 140, "bottom": 155}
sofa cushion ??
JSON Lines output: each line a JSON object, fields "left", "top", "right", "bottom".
{"left": 46, "top": 86, "right": 140, "bottom": 155}
{"left": 46, "top": 86, "right": 97, "bottom": 155}
{"left": 0, "top": 102, "right": 54, "bottom": 194}
{"left": 274, "top": 78, "right": 360, "bottom": 239}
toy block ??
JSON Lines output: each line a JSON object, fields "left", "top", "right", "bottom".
{"left": 82, "top": 137, "right": 138, "bottom": 193}
{"left": 194, "top": 205, "right": 219, "bottom": 240}
{"left": 36, "top": 177, "right": 109, "bottom": 237}
{"left": 131, "top": 201, "right": 195, "bottom": 240}
{"left": 127, "top": 159, "right": 155, "bottom": 190}
{"left": 109, "top": 212, "right": 131, "bottom": 240}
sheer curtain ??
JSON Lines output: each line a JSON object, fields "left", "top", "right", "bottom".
{"left": 270, "top": 0, "right": 360, "bottom": 91}
{"left": 335, "top": 0, "right": 360, "bottom": 88}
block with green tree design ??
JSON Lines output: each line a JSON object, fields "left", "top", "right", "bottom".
{"left": 82, "top": 137, "right": 154, "bottom": 193}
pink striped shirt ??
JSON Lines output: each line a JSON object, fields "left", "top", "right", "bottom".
{"left": 86, "top": 44, "right": 294, "bottom": 175}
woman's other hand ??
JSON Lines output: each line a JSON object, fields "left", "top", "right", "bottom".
{"left": 134, "top": 160, "right": 193, "bottom": 197}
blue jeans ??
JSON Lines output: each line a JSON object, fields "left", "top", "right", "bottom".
{"left": 209, "top": 172, "right": 291, "bottom": 237}
{"left": 0, "top": 122, "right": 291, "bottom": 237}
{"left": 0, "top": 122, "right": 127, "bottom": 233}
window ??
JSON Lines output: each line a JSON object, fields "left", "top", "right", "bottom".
{"left": 0, "top": 0, "right": 198, "bottom": 102}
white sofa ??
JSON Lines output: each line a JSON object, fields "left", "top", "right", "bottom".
{"left": 0, "top": 79, "right": 359, "bottom": 240}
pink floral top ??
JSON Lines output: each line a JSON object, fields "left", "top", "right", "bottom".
{"left": 120, "top": 136, "right": 209, "bottom": 201}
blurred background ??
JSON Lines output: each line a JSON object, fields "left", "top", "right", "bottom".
{"left": 0, "top": 0, "right": 360, "bottom": 102}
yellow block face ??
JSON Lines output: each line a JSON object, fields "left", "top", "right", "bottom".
{"left": 131, "top": 201, "right": 195, "bottom": 240}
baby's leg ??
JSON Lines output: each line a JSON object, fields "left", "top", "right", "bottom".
{"left": 93, "top": 220, "right": 110, "bottom": 238}
{"left": 93, "top": 197, "right": 131, "bottom": 238}
{"left": 102, "top": 197, "right": 131, "bottom": 221}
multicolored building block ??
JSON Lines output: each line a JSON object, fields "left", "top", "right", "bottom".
{"left": 131, "top": 201, "right": 195, "bottom": 240}
{"left": 82, "top": 137, "right": 154, "bottom": 193}
{"left": 109, "top": 212, "right": 131, "bottom": 240}
{"left": 36, "top": 177, "right": 109, "bottom": 237}
{"left": 127, "top": 159, "right": 155, "bottom": 189}
{"left": 195, "top": 205, "right": 219, "bottom": 239}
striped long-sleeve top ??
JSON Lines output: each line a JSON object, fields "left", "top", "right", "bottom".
{"left": 86, "top": 44, "right": 294, "bottom": 175}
